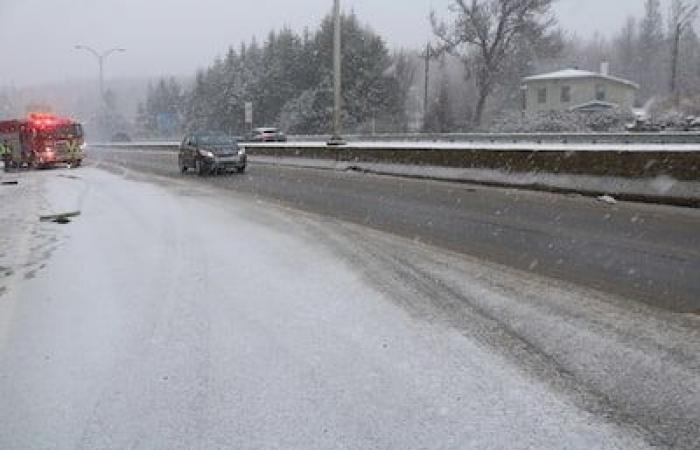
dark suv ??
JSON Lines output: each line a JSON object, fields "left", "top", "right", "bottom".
{"left": 178, "top": 133, "right": 247, "bottom": 175}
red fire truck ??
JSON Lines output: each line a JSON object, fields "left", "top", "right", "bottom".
{"left": 0, "top": 113, "right": 85, "bottom": 169}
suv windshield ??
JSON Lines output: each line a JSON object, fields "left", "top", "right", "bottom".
{"left": 198, "top": 135, "right": 235, "bottom": 146}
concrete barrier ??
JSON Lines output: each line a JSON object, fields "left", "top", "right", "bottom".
{"left": 243, "top": 142, "right": 700, "bottom": 181}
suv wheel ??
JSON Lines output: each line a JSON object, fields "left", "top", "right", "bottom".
{"left": 179, "top": 157, "right": 187, "bottom": 174}
{"left": 196, "top": 160, "right": 208, "bottom": 176}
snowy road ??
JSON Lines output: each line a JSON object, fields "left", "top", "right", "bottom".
{"left": 0, "top": 167, "right": 699, "bottom": 449}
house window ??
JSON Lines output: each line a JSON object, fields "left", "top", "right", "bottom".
{"left": 560, "top": 86, "right": 571, "bottom": 103}
{"left": 537, "top": 88, "right": 547, "bottom": 104}
{"left": 596, "top": 84, "right": 606, "bottom": 101}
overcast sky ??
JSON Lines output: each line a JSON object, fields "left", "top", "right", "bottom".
{"left": 0, "top": 0, "right": 651, "bottom": 87}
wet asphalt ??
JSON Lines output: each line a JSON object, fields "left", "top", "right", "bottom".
{"left": 94, "top": 148, "right": 700, "bottom": 313}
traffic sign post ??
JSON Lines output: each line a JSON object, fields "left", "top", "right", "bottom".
{"left": 244, "top": 102, "right": 253, "bottom": 133}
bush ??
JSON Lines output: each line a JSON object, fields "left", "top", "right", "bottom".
{"left": 489, "top": 108, "right": 635, "bottom": 133}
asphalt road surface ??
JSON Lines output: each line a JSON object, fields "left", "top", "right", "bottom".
{"left": 0, "top": 162, "right": 698, "bottom": 449}
{"left": 94, "top": 148, "right": 700, "bottom": 313}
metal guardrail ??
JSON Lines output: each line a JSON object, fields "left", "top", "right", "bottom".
{"left": 93, "top": 131, "right": 700, "bottom": 148}
{"left": 96, "top": 143, "right": 179, "bottom": 150}
{"left": 285, "top": 132, "right": 700, "bottom": 145}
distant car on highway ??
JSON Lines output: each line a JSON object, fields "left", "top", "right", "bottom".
{"left": 625, "top": 119, "right": 663, "bottom": 133}
{"left": 683, "top": 116, "right": 700, "bottom": 131}
{"left": 178, "top": 132, "right": 246, "bottom": 175}
{"left": 248, "top": 127, "right": 287, "bottom": 142}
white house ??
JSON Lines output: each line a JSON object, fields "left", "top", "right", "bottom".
{"left": 521, "top": 64, "right": 639, "bottom": 114}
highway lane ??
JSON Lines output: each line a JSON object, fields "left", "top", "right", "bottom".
{"left": 93, "top": 148, "right": 700, "bottom": 313}
{"left": 1, "top": 167, "right": 698, "bottom": 449}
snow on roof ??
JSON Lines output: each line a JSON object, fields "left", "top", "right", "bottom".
{"left": 523, "top": 69, "right": 639, "bottom": 89}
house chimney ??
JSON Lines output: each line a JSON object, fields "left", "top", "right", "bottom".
{"left": 600, "top": 61, "right": 610, "bottom": 76}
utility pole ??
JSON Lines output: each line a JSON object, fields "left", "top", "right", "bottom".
{"left": 327, "top": 0, "right": 345, "bottom": 146}
{"left": 423, "top": 42, "right": 433, "bottom": 131}
{"left": 671, "top": 21, "right": 682, "bottom": 106}
{"left": 669, "top": 1, "right": 698, "bottom": 107}
{"left": 423, "top": 42, "right": 438, "bottom": 130}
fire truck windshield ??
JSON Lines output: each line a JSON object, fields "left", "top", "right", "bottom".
{"left": 38, "top": 124, "right": 83, "bottom": 140}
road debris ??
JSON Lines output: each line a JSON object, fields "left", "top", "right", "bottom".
{"left": 345, "top": 165, "right": 371, "bottom": 173}
{"left": 597, "top": 195, "right": 618, "bottom": 205}
{"left": 39, "top": 211, "right": 81, "bottom": 224}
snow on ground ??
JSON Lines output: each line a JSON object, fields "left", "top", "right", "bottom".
{"left": 0, "top": 167, "right": 697, "bottom": 449}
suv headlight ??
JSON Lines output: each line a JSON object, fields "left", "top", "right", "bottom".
{"left": 237, "top": 148, "right": 246, "bottom": 156}
{"left": 199, "top": 150, "right": 215, "bottom": 158}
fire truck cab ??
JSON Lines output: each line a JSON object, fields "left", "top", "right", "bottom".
{"left": 0, "top": 113, "right": 85, "bottom": 169}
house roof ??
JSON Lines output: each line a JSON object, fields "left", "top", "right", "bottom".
{"left": 523, "top": 69, "right": 639, "bottom": 90}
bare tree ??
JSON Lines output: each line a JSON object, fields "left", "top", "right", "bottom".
{"left": 614, "top": 17, "right": 638, "bottom": 82}
{"left": 637, "top": 0, "right": 665, "bottom": 101}
{"left": 431, "top": 0, "right": 560, "bottom": 126}
{"left": 669, "top": 0, "right": 699, "bottom": 106}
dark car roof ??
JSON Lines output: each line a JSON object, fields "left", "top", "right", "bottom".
{"left": 188, "top": 132, "right": 240, "bottom": 142}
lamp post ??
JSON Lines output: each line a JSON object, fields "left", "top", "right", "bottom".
{"left": 74, "top": 45, "right": 126, "bottom": 104}
{"left": 327, "top": 0, "right": 345, "bottom": 146}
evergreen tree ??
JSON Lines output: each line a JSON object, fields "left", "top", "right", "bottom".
{"left": 638, "top": 0, "right": 666, "bottom": 100}
{"left": 178, "top": 13, "right": 404, "bottom": 135}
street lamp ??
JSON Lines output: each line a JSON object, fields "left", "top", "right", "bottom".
{"left": 327, "top": 0, "right": 345, "bottom": 146}
{"left": 74, "top": 45, "right": 126, "bottom": 104}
